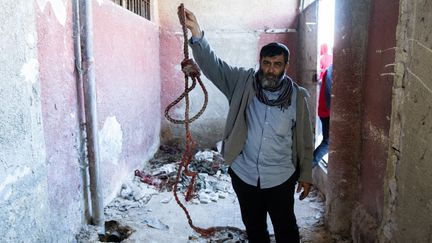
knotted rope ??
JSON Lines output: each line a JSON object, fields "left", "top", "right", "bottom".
{"left": 159, "top": 4, "right": 245, "bottom": 238}
{"left": 164, "top": 3, "right": 214, "bottom": 237}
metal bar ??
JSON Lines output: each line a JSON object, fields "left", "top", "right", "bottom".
{"left": 72, "top": 0, "right": 91, "bottom": 225}
{"left": 145, "top": 0, "right": 149, "bottom": 19}
{"left": 139, "top": 0, "right": 142, "bottom": 16}
{"left": 79, "top": 0, "right": 105, "bottom": 235}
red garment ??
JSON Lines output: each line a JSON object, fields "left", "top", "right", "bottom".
{"left": 319, "top": 43, "right": 333, "bottom": 80}
{"left": 318, "top": 68, "right": 330, "bottom": 118}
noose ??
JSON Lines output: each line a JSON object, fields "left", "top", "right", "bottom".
{"left": 163, "top": 3, "right": 215, "bottom": 237}
{"left": 161, "top": 4, "right": 245, "bottom": 238}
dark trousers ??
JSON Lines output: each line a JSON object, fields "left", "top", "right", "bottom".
{"left": 312, "top": 117, "right": 330, "bottom": 167}
{"left": 228, "top": 168, "right": 299, "bottom": 243}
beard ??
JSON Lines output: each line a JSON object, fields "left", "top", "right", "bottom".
{"left": 258, "top": 70, "right": 284, "bottom": 89}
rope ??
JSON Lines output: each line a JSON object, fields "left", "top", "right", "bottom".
{"left": 164, "top": 8, "right": 208, "bottom": 125}
{"left": 164, "top": 3, "right": 214, "bottom": 237}
{"left": 160, "top": 4, "right": 245, "bottom": 238}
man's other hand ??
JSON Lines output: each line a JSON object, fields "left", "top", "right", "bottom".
{"left": 296, "top": 181, "right": 312, "bottom": 200}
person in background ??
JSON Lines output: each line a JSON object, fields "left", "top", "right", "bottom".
{"left": 312, "top": 64, "right": 333, "bottom": 167}
{"left": 319, "top": 43, "right": 333, "bottom": 81}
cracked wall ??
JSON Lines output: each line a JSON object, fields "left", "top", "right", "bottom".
{"left": 381, "top": 0, "right": 432, "bottom": 242}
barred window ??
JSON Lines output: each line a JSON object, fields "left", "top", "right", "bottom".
{"left": 112, "top": 0, "right": 151, "bottom": 20}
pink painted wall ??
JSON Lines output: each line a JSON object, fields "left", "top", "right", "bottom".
{"left": 36, "top": 0, "right": 161, "bottom": 236}
{"left": 93, "top": 1, "right": 161, "bottom": 201}
{"left": 36, "top": 0, "right": 84, "bottom": 237}
{"left": 159, "top": 28, "right": 185, "bottom": 128}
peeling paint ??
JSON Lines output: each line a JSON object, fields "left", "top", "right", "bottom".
{"left": 99, "top": 116, "right": 123, "bottom": 165}
{"left": 0, "top": 167, "right": 32, "bottom": 199}
{"left": 36, "top": 0, "right": 67, "bottom": 26}
{"left": 20, "top": 58, "right": 39, "bottom": 84}
{"left": 26, "top": 33, "right": 36, "bottom": 46}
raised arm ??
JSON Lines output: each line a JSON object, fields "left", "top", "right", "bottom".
{"left": 178, "top": 6, "right": 252, "bottom": 100}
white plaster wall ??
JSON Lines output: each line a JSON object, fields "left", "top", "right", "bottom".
{"left": 0, "top": 0, "right": 49, "bottom": 241}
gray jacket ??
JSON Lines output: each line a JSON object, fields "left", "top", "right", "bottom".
{"left": 190, "top": 36, "right": 313, "bottom": 183}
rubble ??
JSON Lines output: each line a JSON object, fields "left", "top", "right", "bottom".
{"left": 134, "top": 146, "right": 231, "bottom": 206}
{"left": 76, "top": 145, "right": 330, "bottom": 242}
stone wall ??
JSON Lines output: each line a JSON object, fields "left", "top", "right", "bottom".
{"left": 380, "top": 0, "right": 432, "bottom": 242}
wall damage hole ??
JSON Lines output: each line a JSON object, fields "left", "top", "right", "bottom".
{"left": 99, "top": 220, "right": 134, "bottom": 242}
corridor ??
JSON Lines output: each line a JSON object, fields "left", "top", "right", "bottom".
{"left": 1, "top": 0, "right": 431, "bottom": 242}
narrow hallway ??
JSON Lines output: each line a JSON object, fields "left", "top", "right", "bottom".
{"left": 1, "top": 0, "right": 431, "bottom": 242}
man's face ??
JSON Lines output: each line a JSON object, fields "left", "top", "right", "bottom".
{"left": 259, "top": 54, "right": 288, "bottom": 88}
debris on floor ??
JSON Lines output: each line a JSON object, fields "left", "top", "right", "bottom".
{"left": 76, "top": 145, "right": 331, "bottom": 243}
{"left": 133, "top": 146, "right": 232, "bottom": 203}
{"left": 98, "top": 220, "right": 134, "bottom": 242}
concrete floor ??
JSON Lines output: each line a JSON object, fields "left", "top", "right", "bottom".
{"left": 78, "top": 173, "right": 331, "bottom": 243}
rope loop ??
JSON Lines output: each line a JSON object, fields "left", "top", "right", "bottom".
{"left": 164, "top": 3, "right": 216, "bottom": 238}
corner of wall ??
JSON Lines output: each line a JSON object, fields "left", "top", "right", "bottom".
{"left": 378, "top": 0, "right": 409, "bottom": 242}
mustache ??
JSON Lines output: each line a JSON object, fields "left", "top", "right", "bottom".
{"left": 257, "top": 70, "right": 284, "bottom": 89}
{"left": 264, "top": 73, "right": 276, "bottom": 78}
{"left": 258, "top": 70, "right": 284, "bottom": 81}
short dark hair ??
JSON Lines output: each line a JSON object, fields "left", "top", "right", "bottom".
{"left": 260, "top": 42, "right": 290, "bottom": 64}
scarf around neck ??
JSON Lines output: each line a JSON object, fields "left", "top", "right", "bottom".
{"left": 253, "top": 73, "right": 294, "bottom": 111}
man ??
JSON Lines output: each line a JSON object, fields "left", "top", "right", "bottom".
{"left": 180, "top": 7, "right": 313, "bottom": 243}
{"left": 313, "top": 64, "right": 333, "bottom": 167}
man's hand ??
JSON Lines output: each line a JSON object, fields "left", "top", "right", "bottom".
{"left": 296, "top": 181, "right": 312, "bottom": 200}
{"left": 178, "top": 6, "right": 202, "bottom": 38}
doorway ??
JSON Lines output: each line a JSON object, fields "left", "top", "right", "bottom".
{"left": 315, "top": 0, "right": 335, "bottom": 172}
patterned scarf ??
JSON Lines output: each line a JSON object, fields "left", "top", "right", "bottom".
{"left": 253, "top": 73, "right": 294, "bottom": 110}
